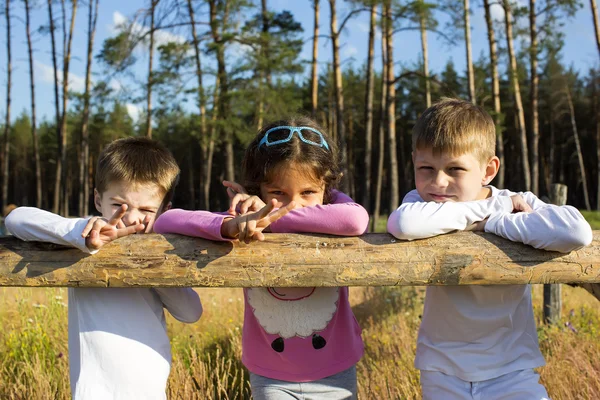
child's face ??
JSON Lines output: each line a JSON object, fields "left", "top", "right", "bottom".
{"left": 94, "top": 180, "right": 167, "bottom": 233}
{"left": 260, "top": 163, "right": 325, "bottom": 208}
{"left": 413, "top": 147, "right": 499, "bottom": 203}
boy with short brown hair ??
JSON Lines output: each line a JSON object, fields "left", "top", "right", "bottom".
{"left": 7, "top": 137, "right": 202, "bottom": 400}
{"left": 388, "top": 98, "right": 592, "bottom": 399}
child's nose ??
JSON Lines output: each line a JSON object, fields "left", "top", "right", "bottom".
{"left": 122, "top": 210, "right": 143, "bottom": 226}
{"left": 433, "top": 171, "right": 449, "bottom": 187}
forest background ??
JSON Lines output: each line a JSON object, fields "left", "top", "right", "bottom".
{"left": 2, "top": 0, "right": 600, "bottom": 399}
{"left": 1, "top": 0, "right": 600, "bottom": 222}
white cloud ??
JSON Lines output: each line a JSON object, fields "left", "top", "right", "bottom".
{"left": 126, "top": 103, "right": 142, "bottom": 121}
{"left": 490, "top": 3, "right": 505, "bottom": 22}
{"left": 35, "top": 61, "right": 86, "bottom": 92}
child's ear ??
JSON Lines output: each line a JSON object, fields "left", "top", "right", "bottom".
{"left": 482, "top": 156, "right": 500, "bottom": 185}
{"left": 164, "top": 202, "right": 172, "bottom": 212}
{"left": 93, "top": 189, "right": 103, "bottom": 214}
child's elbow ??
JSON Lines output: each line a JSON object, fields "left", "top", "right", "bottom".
{"left": 346, "top": 207, "right": 370, "bottom": 235}
{"left": 562, "top": 222, "right": 593, "bottom": 252}
{"left": 386, "top": 209, "right": 418, "bottom": 240}
{"left": 5, "top": 207, "right": 27, "bottom": 235}
{"left": 180, "top": 301, "right": 203, "bottom": 324}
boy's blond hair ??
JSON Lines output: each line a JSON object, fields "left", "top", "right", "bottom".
{"left": 96, "top": 137, "right": 180, "bottom": 205}
{"left": 412, "top": 97, "right": 496, "bottom": 164}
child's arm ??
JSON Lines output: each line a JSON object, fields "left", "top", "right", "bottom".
{"left": 6, "top": 207, "right": 97, "bottom": 253}
{"left": 485, "top": 192, "right": 593, "bottom": 253}
{"left": 269, "top": 190, "right": 369, "bottom": 236}
{"left": 153, "top": 288, "right": 203, "bottom": 323}
{"left": 387, "top": 190, "right": 514, "bottom": 240}
{"left": 153, "top": 209, "right": 232, "bottom": 241}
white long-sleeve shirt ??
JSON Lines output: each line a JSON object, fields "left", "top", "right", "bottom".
{"left": 387, "top": 186, "right": 592, "bottom": 382}
{"left": 6, "top": 207, "right": 203, "bottom": 400}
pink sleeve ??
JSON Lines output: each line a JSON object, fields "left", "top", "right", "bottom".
{"left": 153, "top": 209, "right": 233, "bottom": 241}
{"left": 269, "top": 190, "right": 369, "bottom": 236}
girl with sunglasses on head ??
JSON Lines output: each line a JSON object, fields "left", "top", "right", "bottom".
{"left": 154, "top": 116, "right": 369, "bottom": 399}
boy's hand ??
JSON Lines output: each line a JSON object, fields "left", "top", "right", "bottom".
{"left": 221, "top": 199, "right": 296, "bottom": 243}
{"left": 510, "top": 195, "right": 533, "bottom": 213}
{"left": 81, "top": 205, "right": 147, "bottom": 251}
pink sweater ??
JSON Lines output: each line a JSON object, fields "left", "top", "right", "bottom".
{"left": 154, "top": 191, "right": 368, "bottom": 382}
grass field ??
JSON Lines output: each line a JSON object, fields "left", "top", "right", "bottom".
{"left": 1, "top": 285, "right": 600, "bottom": 399}
{"left": 0, "top": 211, "right": 598, "bottom": 399}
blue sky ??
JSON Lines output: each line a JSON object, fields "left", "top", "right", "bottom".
{"left": 0, "top": 0, "right": 598, "bottom": 124}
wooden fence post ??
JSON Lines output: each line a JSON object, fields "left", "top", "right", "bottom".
{"left": 543, "top": 183, "right": 567, "bottom": 324}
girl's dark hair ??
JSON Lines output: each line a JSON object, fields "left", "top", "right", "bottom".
{"left": 242, "top": 116, "right": 341, "bottom": 204}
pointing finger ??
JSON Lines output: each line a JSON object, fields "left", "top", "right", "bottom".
{"left": 108, "top": 204, "right": 128, "bottom": 227}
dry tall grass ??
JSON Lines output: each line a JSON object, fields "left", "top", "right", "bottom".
{"left": 1, "top": 285, "right": 599, "bottom": 399}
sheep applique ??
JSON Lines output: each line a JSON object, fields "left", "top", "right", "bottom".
{"left": 247, "top": 286, "right": 340, "bottom": 353}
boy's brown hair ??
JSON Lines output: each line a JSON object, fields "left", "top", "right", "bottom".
{"left": 412, "top": 97, "right": 496, "bottom": 163}
{"left": 95, "top": 137, "right": 180, "bottom": 205}
{"left": 242, "top": 116, "right": 341, "bottom": 204}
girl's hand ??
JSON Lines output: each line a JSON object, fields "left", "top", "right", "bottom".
{"left": 221, "top": 199, "right": 296, "bottom": 243}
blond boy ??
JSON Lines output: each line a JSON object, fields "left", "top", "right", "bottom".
{"left": 387, "top": 98, "right": 592, "bottom": 399}
{"left": 6, "top": 137, "right": 202, "bottom": 400}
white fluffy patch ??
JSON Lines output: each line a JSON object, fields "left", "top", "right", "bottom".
{"left": 247, "top": 287, "right": 340, "bottom": 339}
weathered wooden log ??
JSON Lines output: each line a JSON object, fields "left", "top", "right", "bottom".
{"left": 0, "top": 231, "right": 598, "bottom": 288}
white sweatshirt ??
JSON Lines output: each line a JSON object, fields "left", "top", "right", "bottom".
{"left": 6, "top": 207, "right": 203, "bottom": 400}
{"left": 387, "top": 186, "right": 592, "bottom": 382}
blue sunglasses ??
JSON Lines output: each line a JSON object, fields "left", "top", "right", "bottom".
{"left": 258, "top": 126, "right": 330, "bottom": 151}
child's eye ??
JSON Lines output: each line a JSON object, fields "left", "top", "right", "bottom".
{"left": 111, "top": 203, "right": 123, "bottom": 207}
{"left": 418, "top": 166, "right": 433, "bottom": 170}
{"left": 450, "top": 167, "right": 466, "bottom": 172}
{"left": 302, "top": 191, "right": 316, "bottom": 196}
{"left": 141, "top": 209, "right": 156, "bottom": 214}
{"left": 269, "top": 191, "right": 284, "bottom": 196}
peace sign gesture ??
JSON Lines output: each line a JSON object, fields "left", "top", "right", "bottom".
{"left": 81, "top": 204, "right": 148, "bottom": 251}
{"left": 221, "top": 199, "right": 296, "bottom": 243}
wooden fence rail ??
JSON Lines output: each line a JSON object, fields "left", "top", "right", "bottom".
{"left": 0, "top": 231, "right": 599, "bottom": 288}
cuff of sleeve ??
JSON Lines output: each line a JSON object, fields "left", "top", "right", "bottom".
{"left": 66, "top": 218, "right": 98, "bottom": 254}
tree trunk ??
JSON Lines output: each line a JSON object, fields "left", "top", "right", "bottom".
{"left": 591, "top": 0, "right": 600, "bottom": 58}
{"left": 597, "top": 77, "right": 600, "bottom": 211}
{"left": 328, "top": 0, "right": 348, "bottom": 191}
{"left": 565, "top": 86, "right": 591, "bottom": 211}
{"left": 146, "top": 0, "right": 158, "bottom": 138}
{"left": 483, "top": 0, "right": 504, "bottom": 188}
{"left": 209, "top": 0, "right": 234, "bottom": 182}
{"left": 59, "top": 0, "right": 78, "bottom": 216}
{"left": 187, "top": 0, "right": 210, "bottom": 209}
{"left": 385, "top": 1, "right": 399, "bottom": 211}
{"left": 503, "top": 0, "right": 531, "bottom": 191}
{"left": 372, "top": 7, "right": 388, "bottom": 232}
{"left": 363, "top": 3, "right": 376, "bottom": 213}
{"left": 25, "top": 0, "right": 42, "bottom": 209}
{"left": 256, "top": 0, "right": 270, "bottom": 129}
{"left": 543, "top": 183, "right": 567, "bottom": 324}
{"left": 79, "top": 0, "right": 98, "bottom": 217}
{"left": 590, "top": 0, "right": 600, "bottom": 209}
{"left": 464, "top": 0, "right": 475, "bottom": 104}
{"left": 529, "top": 0, "right": 539, "bottom": 195}
{"left": 419, "top": 5, "right": 431, "bottom": 108}
{"left": 48, "top": 0, "right": 62, "bottom": 214}
{"left": 205, "top": 78, "right": 219, "bottom": 209}
{"left": 2, "top": 0, "right": 11, "bottom": 211}
{"left": 311, "top": 0, "right": 320, "bottom": 118}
